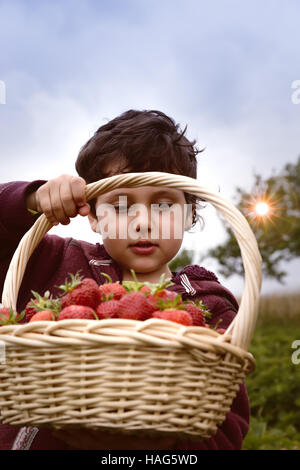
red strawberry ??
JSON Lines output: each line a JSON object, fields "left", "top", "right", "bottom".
{"left": 0, "top": 307, "right": 25, "bottom": 326}
{"left": 29, "top": 310, "right": 57, "bottom": 322}
{"left": 152, "top": 309, "right": 193, "bottom": 326}
{"left": 58, "top": 272, "right": 100, "bottom": 309}
{"left": 24, "top": 299, "right": 39, "bottom": 322}
{"left": 183, "top": 299, "right": 211, "bottom": 326}
{"left": 185, "top": 304, "right": 205, "bottom": 326}
{"left": 58, "top": 305, "right": 98, "bottom": 321}
{"left": 216, "top": 328, "right": 226, "bottom": 334}
{"left": 140, "top": 285, "right": 151, "bottom": 294}
{"left": 24, "top": 290, "right": 61, "bottom": 322}
{"left": 99, "top": 273, "right": 127, "bottom": 301}
{"left": 96, "top": 300, "right": 120, "bottom": 319}
{"left": 143, "top": 293, "right": 159, "bottom": 309}
{"left": 117, "top": 292, "right": 156, "bottom": 321}
{"left": 155, "top": 290, "right": 180, "bottom": 302}
{"left": 145, "top": 290, "right": 181, "bottom": 309}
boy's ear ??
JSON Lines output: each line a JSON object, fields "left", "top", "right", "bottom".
{"left": 88, "top": 212, "right": 99, "bottom": 233}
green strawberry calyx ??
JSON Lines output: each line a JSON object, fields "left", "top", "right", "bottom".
{"left": 0, "top": 307, "right": 25, "bottom": 325}
{"left": 29, "top": 290, "right": 62, "bottom": 315}
{"left": 183, "top": 298, "right": 212, "bottom": 320}
{"left": 56, "top": 271, "right": 83, "bottom": 295}
{"left": 100, "top": 272, "right": 122, "bottom": 285}
{"left": 122, "top": 269, "right": 174, "bottom": 295}
{"left": 155, "top": 295, "right": 186, "bottom": 312}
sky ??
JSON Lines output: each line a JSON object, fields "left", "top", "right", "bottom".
{"left": 0, "top": 0, "right": 299, "bottom": 297}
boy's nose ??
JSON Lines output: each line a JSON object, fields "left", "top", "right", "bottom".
{"left": 135, "top": 208, "right": 153, "bottom": 235}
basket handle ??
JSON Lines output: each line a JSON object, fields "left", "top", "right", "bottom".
{"left": 1, "top": 172, "right": 262, "bottom": 351}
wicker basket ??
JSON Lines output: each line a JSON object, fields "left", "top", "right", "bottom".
{"left": 0, "top": 172, "right": 262, "bottom": 441}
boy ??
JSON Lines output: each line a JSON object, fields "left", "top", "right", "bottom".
{"left": 0, "top": 109, "right": 249, "bottom": 449}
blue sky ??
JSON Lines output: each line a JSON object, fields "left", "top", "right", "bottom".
{"left": 0, "top": 0, "right": 299, "bottom": 296}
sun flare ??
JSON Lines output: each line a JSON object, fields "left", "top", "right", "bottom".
{"left": 254, "top": 201, "right": 270, "bottom": 216}
{"left": 243, "top": 191, "right": 281, "bottom": 227}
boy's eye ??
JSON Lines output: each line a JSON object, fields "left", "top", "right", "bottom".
{"left": 113, "top": 203, "right": 173, "bottom": 212}
{"left": 156, "top": 203, "right": 173, "bottom": 211}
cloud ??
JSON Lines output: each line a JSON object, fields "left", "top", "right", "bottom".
{"left": 0, "top": 0, "right": 299, "bottom": 296}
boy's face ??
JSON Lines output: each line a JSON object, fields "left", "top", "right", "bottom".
{"left": 88, "top": 182, "right": 192, "bottom": 283}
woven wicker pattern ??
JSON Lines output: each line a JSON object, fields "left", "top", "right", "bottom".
{"left": 0, "top": 319, "right": 254, "bottom": 438}
{"left": 0, "top": 172, "right": 262, "bottom": 438}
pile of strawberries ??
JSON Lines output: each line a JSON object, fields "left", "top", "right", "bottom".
{"left": 0, "top": 270, "right": 225, "bottom": 332}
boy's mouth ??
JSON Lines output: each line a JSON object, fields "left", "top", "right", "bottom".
{"left": 130, "top": 241, "right": 158, "bottom": 247}
{"left": 129, "top": 241, "right": 158, "bottom": 255}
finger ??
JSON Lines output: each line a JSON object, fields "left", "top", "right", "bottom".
{"left": 36, "top": 184, "right": 58, "bottom": 226}
{"left": 70, "top": 176, "right": 87, "bottom": 209}
{"left": 78, "top": 203, "right": 90, "bottom": 217}
{"left": 50, "top": 181, "right": 70, "bottom": 225}
{"left": 35, "top": 190, "right": 42, "bottom": 213}
{"left": 59, "top": 179, "right": 78, "bottom": 219}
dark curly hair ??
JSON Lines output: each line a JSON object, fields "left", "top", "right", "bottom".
{"left": 75, "top": 109, "right": 204, "bottom": 228}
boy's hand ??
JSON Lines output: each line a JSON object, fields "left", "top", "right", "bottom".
{"left": 27, "top": 175, "right": 90, "bottom": 226}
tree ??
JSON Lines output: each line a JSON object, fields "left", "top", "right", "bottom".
{"left": 206, "top": 157, "right": 300, "bottom": 282}
{"left": 168, "top": 248, "right": 194, "bottom": 272}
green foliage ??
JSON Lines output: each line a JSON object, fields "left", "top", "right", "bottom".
{"left": 242, "top": 319, "right": 300, "bottom": 450}
{"left": 168, "top": 248, "right": 194, "bottom": 272}
{"left": 208, "top": 156, "right": 300, "bottom": 281}
{"left": 243, "top": 417, "right": 300, "bottom": 450}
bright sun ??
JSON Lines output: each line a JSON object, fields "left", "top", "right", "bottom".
{"left": 244, "top": 191, "right": 281, "bottom": 227}
{"left": 255, "top": 201, "right": 270, "bottom": 216}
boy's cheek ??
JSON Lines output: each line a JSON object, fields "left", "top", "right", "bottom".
{"left": 159, "top": 214, "right": 185, "bottom": 241}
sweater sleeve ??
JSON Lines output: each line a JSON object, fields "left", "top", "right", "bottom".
{"left": 0, "top": 180, "right": 47, "bottom": 259}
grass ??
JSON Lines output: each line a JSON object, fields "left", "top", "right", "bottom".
{"left": 256, "top": 291, "right": 300, "bottom": 324}
{"left": 240, "top": 291, "right": 300, "bottom": 450}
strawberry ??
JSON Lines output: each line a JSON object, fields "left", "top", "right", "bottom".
{"left": 183, "top": 299, "right": 211, "bottom": 326}
{"left": 96, "top": 300, "right": 120, "bottom": 319}
{"left": 117, "top": 292, "right": 156, "bottom": 321}
{"left": 0, "top": 307, "right": 25, "bottom": 326}
{"left": 24, "top": 298, "right": 39, "bottom": 322}
{"left": 216, "top": 328, "right": 226, "bottom": 334}
{"left": 140, "top": 285, "right": 151, "bottom": 294}
{"left": 155, "top": 289, "right": 180, "bottom": 302}
{"left": 122, "top": 269, "right": 178, "bottom": 310}
{"left": 146, "top": 291, "right": 182, "bottom": 310}
{"left": 184, "top": 304, "right": 205, "bottom": 326}
{"left": 152, "top": 309, "right": 193, "bottom": 326}
{"left": 24, "top": 290, "right": 61, "bottom": 322}
{"left": 29, "top": 310, "right": 57, "bottom": 322}
{"left": 57, "top": 305, "right": 98, "bottom": 321}
{"left": 143, "top": 293, "right": 161, "bottom": 309}
{"left": 57, "top": 271, "right": 100, "bottom": 309}
{"left": 99, "top": 273, "right": 127, "bottom": 301}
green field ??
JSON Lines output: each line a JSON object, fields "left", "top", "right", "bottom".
{"left": 241, "top": 292, "right": 300, "bottom": 450}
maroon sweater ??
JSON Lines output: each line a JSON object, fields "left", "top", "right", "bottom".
{"left": 0, "top": 180, "right": 250, "bottom": 450}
